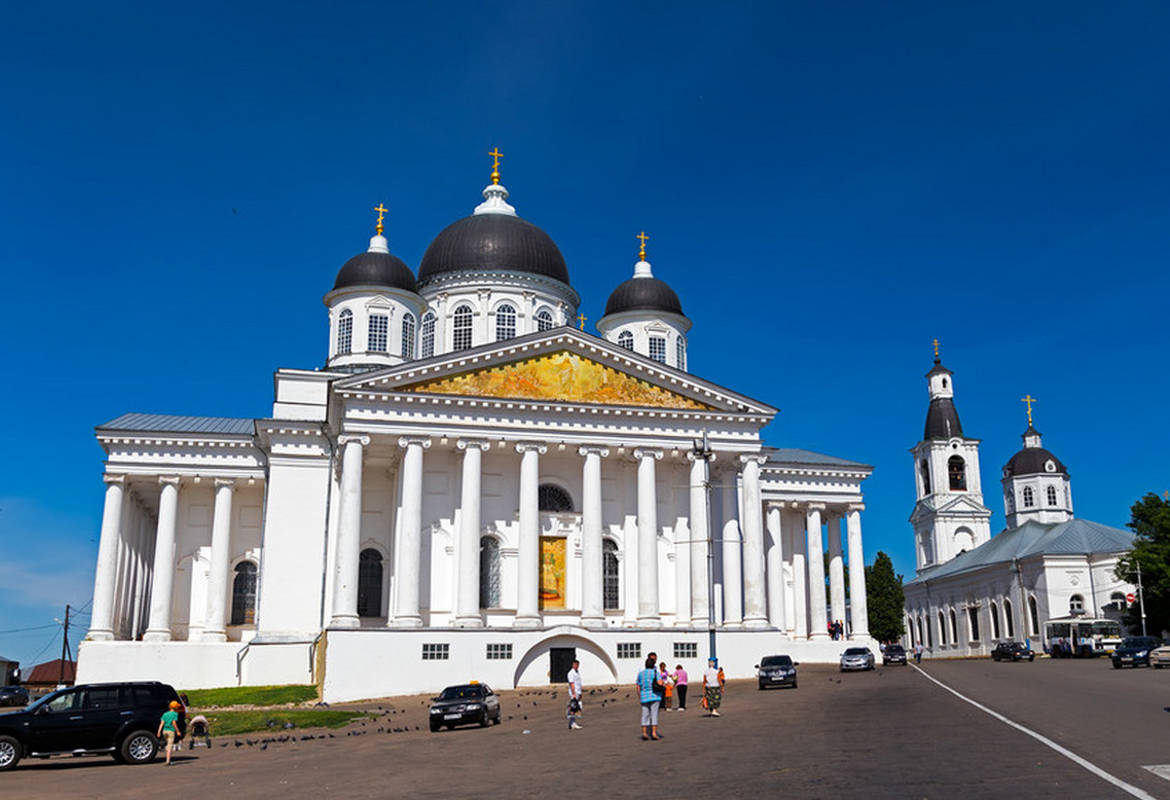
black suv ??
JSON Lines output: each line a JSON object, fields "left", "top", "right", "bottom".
{"left": 428, "top": 683, "right": 501, "bottom": 731}
{"left": 0, "top": 687, "right": 29, "bottom": 708}
{"left": 0, "top": 682, "right": 185, "bottom": 771}
{"left": 991, "top": 642, "right": 1035, "bottom": 662}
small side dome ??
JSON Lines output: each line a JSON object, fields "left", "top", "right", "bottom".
{"left": 1004, "top": 447, "right": 1068, "bottom": 477}
{"left": 333, "top": 250, "right": 418, "bottom": 293}
{"left": 604, "top": 275, "right": 685, "bottom": 317}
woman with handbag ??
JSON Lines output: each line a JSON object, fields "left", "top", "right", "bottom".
{"left": 635, "top": 655, "right": 663, "bottom": 740}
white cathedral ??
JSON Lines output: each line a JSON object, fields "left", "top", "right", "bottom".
{"left": 78, "top": 163, "right": 877, "bottom": 700}
{"left": 902, "top": 351, "right": 1136, "bottom": 657}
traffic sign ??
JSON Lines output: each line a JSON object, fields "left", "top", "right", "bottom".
{"left": 1126, "top": 592, "right": 1136, "bottom": 604}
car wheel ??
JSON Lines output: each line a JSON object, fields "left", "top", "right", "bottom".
{"left": 758, "top": 681, "right": 766, "bottom": 690}
{"left": 1112, "top": 662, "right": 1121, "bottom": 669}
{"left": 429, "top": 720, "right": 441, "bottom": 732}
{"left": 791, "top": 679, "right": 797, "bottom": 689}
{"left": 120, "top": 731, "right": 158, "bottom": 765}
{"left": 479, "top": 714, "right": 490, "bottom": 728}
{"left": 492, "top": 713, "right": 501, "bottom": 725}
{"left": 0, "top": 735, "right": 21, "bottom": 771}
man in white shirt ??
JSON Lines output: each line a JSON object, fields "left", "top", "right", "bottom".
{"left": 566, "top": 659, "right": 583, "bottom": 730}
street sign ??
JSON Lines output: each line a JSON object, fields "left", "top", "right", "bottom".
{"left": 1126, "top": 593, "right": 1136, "bottom": 604}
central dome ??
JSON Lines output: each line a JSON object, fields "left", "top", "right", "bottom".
{"left": 418, "top": 214, "right": 570, "bottom": 285}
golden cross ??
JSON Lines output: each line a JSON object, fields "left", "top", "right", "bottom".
{"left": 489, "top": 147, "right": 503, "bottom": 185}
{"left": 1021, "top": 394, "right": 1037, "bottom": 425}
{"left": 637, "top": 231, "right": 649, "bottom": 261}
{"left": 373, "top": 203, "right": 388, "bottom": 235}
{"left": 577, "top": 312, "right": 587, "bottom": 330}
{"left": 932, "top": 338, "right": 940, "bottom": 359}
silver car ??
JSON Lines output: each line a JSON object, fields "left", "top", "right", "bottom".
{"left": 840, "top": 647, "right": 875, "bottom": 672}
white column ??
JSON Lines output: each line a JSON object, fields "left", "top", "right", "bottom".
{"left": 847, "top": 504, "right": 869, "bottom": 638}
{"left": 144, "top": 476, "right": 182, "bottom": 642}
{"left": 786, "top": 509, "right": 807, "bottom": 637}
{"left": 579, "top": 446, "right": 608, "bottom": 627}
{"left": 806, "top": 503, "right": 829, "bottom": 639}
{"left": 765, "top": 502, "right": 787, "bottom": 635}
{"left": 202, "top": 478, "right": 236, "bottom": 641}
{"left": 455, "top": 439, "right": 489, "bottom": 627}
{"left": 634, "top": 448, "right": 663, "bottom": 628}
{"left": 87, "top": 475, "right": 126, "bottom": 641}
{"left": 514, "top": 443, "right": 545, "bottom": 628}
{"left": 739, "top": 455, "right": 768, "bottom": 629}
{"left": 688, "top": 453, "right": 711, "bottom": 626}
{"left": 392, "top": 437, "right": 430, "bottom": 627}
{"left": 828, "top": 513, "right": 846, "bottom": 632}
{"left": 721, "top": 477, "right": 743, "bottom": 628}
{"left": 330, "top": 434, "right": 369, "bottom": 628}
{"left": 674, "top": 468, "right": 691, "bottom": 629}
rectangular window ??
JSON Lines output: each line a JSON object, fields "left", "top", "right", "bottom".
{"left": 421, "top": 643, "right": 449, "bottom": 660}
{"left": 368, "top": 314, "right": 388, "bottom": 352}
{"left": 648, "top": 336, "right": 666, "bottom": 363}
{"left": 486, "top": 643, "right": 512, "bottom": 660}
{"left": 673, "top": 642, "right": 698, "bottom": 659}
{"left": 616, "top": 642, "right": 641, "bottom": 659}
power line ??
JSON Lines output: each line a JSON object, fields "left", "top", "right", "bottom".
{"left": 0, "top": 623, "right": 60, "bottom": 635}
{"left": 26, "top": 629, "right": 61, "bottom": 666}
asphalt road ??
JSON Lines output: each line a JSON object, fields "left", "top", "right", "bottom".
{"left": 2, "top": 659, "right": 1166, "bottom": 799}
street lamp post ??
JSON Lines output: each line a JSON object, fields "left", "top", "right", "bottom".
{"left": 691, "top": 430, "right": 717, "bottom": 661}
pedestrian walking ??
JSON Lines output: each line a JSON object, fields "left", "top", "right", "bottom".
{"left": 157, "top": 700, "right": 182, "bottom": 766}
{"left": 658, "top": 661, "right": 674, "bottom": 711}
{"left": 702, "top": 658, "right": 722, "bottom": 717}
{"left": 673, "top": 664, "right": 688, "bottom": 711}
{"left": 636, "top": 655, "right": 662, "bottom": 740}
{"left": 914, "top": 643, "right": 923, "bottom": 664}
{"left": 566, "top": 659, "right": 583, "bottom": 730}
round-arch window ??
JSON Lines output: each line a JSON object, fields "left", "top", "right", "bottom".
{"left": 1069, "top": 594, "right": 1084, "bottom": 614}
{"left": 230, "top": 562, "right": 258, "bottom": 625}
{"left": 538, "top": 484, "right": 573, "bottom": 513}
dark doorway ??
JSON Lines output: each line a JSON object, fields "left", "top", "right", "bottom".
{"left": 549, "top": 647, "right": 576, "bottom": 684}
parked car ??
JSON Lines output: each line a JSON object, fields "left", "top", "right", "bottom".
{"left": 428, "top": 683, "right": 501, "bottom": 732}
{"left": 755, "top": 655, "right": 798, "bottom": 689}
{"left": 991, "top": 642, "right": 1035, "bottom": 662}
{"left": 0, "top": 687, "right": 29, "bottom": 708}
{"left": 0, "top": 681, "right": 185, "bottom": 771}
{"left": 840, "top": 647, "right": 875, "bottom": 672}
{"left": 882, "top": 644, "right": 908, "bottom": 665}
{"left": 1111, "top": 636, "right": 1163, "bottom": 669}
{"left": 1151, "top": 644, "right": 1170, "bottom": 669}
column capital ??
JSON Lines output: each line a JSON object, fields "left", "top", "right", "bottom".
{"left": 397, "top": 436, "right": 432, "bottom": 450}
{"left": 686, "top": 451, "right": 717, "bottom": 464}
{"left": 806, "top": 502, "right": 827, "bottom": 512}
{"left": 213, "top": 477, "right": 238, "bottom": 489}
{"left": 847, "top": 503, "right": 866, "bottom": 513}
{"left": 158, "top": 475, "right": 182, "bottom": 488}
{"left": 456, "top": 438, "right": 491, "bottom": 452}
{"left": 739, "top": 453, "right": 768, "bottom": 467}
{"left": 102, "top": 473, "right": 127, "bottom": 487}
{"left": 578, "top": 445, "right": 610, "bottom": 458}
{"left": 338, "top": 434, "right": 371, "bottom": 448}
{"left": 515, "top": 442, "right": 548, "bottom": 455}
{"left": 633, "top": 448, "right": 664, "bottom": 461}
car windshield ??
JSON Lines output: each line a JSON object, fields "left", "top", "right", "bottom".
{"left": 844, "top": 648, "right": 869, "bottom": 656}
{"left": 438, "top": 686, "right": 484, "bottom": 700}
{"left": 1121, "top": 637, "right": 1157, "bottom": 648}
{"left": 760, "top": 656, "right": 792, "bottom": 667}
{"left": 886, "top": 645, "right": 904, "bottom": 653}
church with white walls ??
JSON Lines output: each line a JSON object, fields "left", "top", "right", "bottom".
{"left": 79, "top": 158, "right": 876, "bottom": 700}
{"left": 902, "top": 351, "right": 1136, "bottom": 658}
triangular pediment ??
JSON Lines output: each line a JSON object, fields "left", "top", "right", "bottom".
{"left": 920, "top": 494, "right": 993, "bottom": 518}
{"left": 335, "top": 328, "right": 777, "bottom": 416}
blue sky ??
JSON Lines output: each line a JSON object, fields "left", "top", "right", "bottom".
{"left": 2, "top": 1, "right": 1168, "bottom": 667}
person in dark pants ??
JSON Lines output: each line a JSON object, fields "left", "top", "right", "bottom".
{"left": 673, "top": 664, "right": 688, "bottom": 711}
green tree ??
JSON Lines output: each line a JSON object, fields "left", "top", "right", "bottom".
{"left": 865, "top": 551, "right": 905, "bottom": 644}
{"left": 1115, "top": 492, "right": 1170, "bottom": 636}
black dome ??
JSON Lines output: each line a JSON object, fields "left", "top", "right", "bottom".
{"left": 418, "top": 214, "right": 569, "bottom": 285}
{"left": 924, "top": 397, "right": 963, "bottom": 440}
{"left": 1005, "top": 447, "right": 1068, "bottom": 477}
{"left": 333, "top": 251, "right": 418, "bottom": 293}
{"left": 603, "top": 277, "right": 685, "bottom": 317}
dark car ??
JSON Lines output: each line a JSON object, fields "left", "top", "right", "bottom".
{"left": 755, "top": 655, "right": 798, "bottom": 689}
{"left": 991, "top": 642, "right": 1035, "bottom": 662}
{"left": 1111, "top": 636, "right": 1163, "bottom": 669}
{"left": 0, "top": 681, "right": 185, "bottom": 771}
{"left": 428, "top": 683, "right": 501, "bottom": 732}
{"left": 882, "top": 645, "right": 908, "bottom": 665}
{"left": 0, "top": 687, "right": 29, "bottom": 708}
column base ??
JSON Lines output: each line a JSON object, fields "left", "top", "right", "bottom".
{"left": 85, "top": 629, "right": 115, "bottom": 642}
{"left": 454, "top": 617, "right": 484, "bottom": 628}
{"left": 691, "top": 617, "right": 711, "bottom": 628}
{"left": 512, "top": 616, "right": 542, "bottom": 629}
{"left": 580, "top": 616, "right": 605, "bottom": 628}
{"left": 743, "top": 616, "right": 770, "bottom": 630}
{"left": 674, "top": 620, "right": 693, "bottom": 628}
{"left": 809, "top": 631, "right": 829, "bottom": 640}
{"left": 389, "top": 617, "right": 423, "bottom": 628}
{"left": 722, "top": 621, "right": 744, "bottom": 630}
{"left": 143, "top": 629, "right": 172, "bottom": 642}
{"left": 200, "top": 630, "right": 228, "bottom": 643}
{"left": 329, "top": 615, "right": 360, "bottom": 629}
{"left": 636, "top": 617, "right": 662, "bottom": 629}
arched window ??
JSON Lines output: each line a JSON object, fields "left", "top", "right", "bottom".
{"left": 452, "top": 305, "right": 473, "bottom": 351}
{"left": 920, "top": 460, "right": 932, "bottom": 496}
{"left": 908, "top": 617, "right": 916, "bottom": 646}
{"left": 990, "top": 601, "right": 1000, "bottom": 639}
{"left": 479, "top": 537, "right": 501, "bottom": 609}
{"left": 538, "top": 484, "right": 573, "bottom": 513}
{"left": 917, "top": 617, "right": 924, "bottom": 648}
{"left": 357, "top": 549, "right": 383, "bottom": 617}
{"left": 1069, "top": 594, "right": 1084, "bottom": 615}
{"left": 947, "top": 455, "right": 966, "bottom": 490}
{"left": 420, "top": 312, "right": 436, "bottom": 358}
{"left": 1028, "top": 595, "right": 1039, "bottom": 634}
{"left": 938, "top": 611, "right": 947, "bottom": 645}
{"left": 336, "top": 309, "right": 353, "bottom": 355}
{"left": 1046, "top": 485, "right": 1058, "bottom": 506}
{"left": 926, "top": 614, "right": 933, "bottom": 647}
{"left": 368, "top": 313, "right": 388, "bottom": 353}
{"left": 967, "top": 607, "right": 980, "bottom": 641}
{"left": 1023, "top": 486, "right": 1034, "bottom": 508}
{"left": 675, "top": 337, "right": 686, "bottom": 370}
{"left": 954, "top": 528, "right": 974, "bottom": 554}
{"left": 949, "top": 609, "right": 958, "bottom": 643}
{"left": 617, "top": 331, "right": 634, "bottom": 351}
{"left": 495, "top": 304, "right": 516, "bottom": 341}
{"left": 648, "top": 336, "right": 666, "bottom": 363}
{"left": 603, "top": 539, "right": 620, "bottom": 610}
{"left": 401, "top": 313, "right": 416, "bottom": 359}
{"left": 1004, "top": 598, "right": 1014, "bottom": 637}
{"left": 535, "top": 308, "right": 554, "bottom": 332}
{"left": 230, "top": 562, "right": 258, "bottom": 625}
{"left": 1109, "top": 591, "right": 1126, "bottom": 611}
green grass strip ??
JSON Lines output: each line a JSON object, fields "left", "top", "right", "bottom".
{"left": 200, "top": 709, "right": 367, "bottom": 737}
{"left": 182, "top": 684, "right": 319, "bottom": 709}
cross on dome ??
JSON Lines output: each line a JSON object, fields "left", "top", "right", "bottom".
{"left": 637, "top": 231, "right": 649, "bottom": 261}
{"left": 1021, "top": 394, "right": 1037, "bottom": 426}
{"left": 373, "top": 203, "right": 388, "bottom": 235}
{"left": 489, "top": 147, "right": 503, "bottom": 185}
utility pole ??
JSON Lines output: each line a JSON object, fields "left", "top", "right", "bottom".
{"left": 691, "top": 430, "right": 717, "bottom": 662}
{"left": 58, "top": 604, "right": 71, "bottom": 687}
{"left": 1135, "top": 560, "right": 1148, "bottom": 637}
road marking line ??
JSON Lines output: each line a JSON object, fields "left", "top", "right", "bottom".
{"left": 1143, "top": 765, "right": 1170, "bottom": 782}
{"left": 911, "top": 664, "right": 1158, "bottom": 800}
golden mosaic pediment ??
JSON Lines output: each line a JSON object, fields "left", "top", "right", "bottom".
{"left": 400, "top": 351, "right": 712, "bottom": 410}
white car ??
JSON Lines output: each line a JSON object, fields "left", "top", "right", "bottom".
{"left": 1151, "top": 644, "right": 1170, "bottom": 669}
